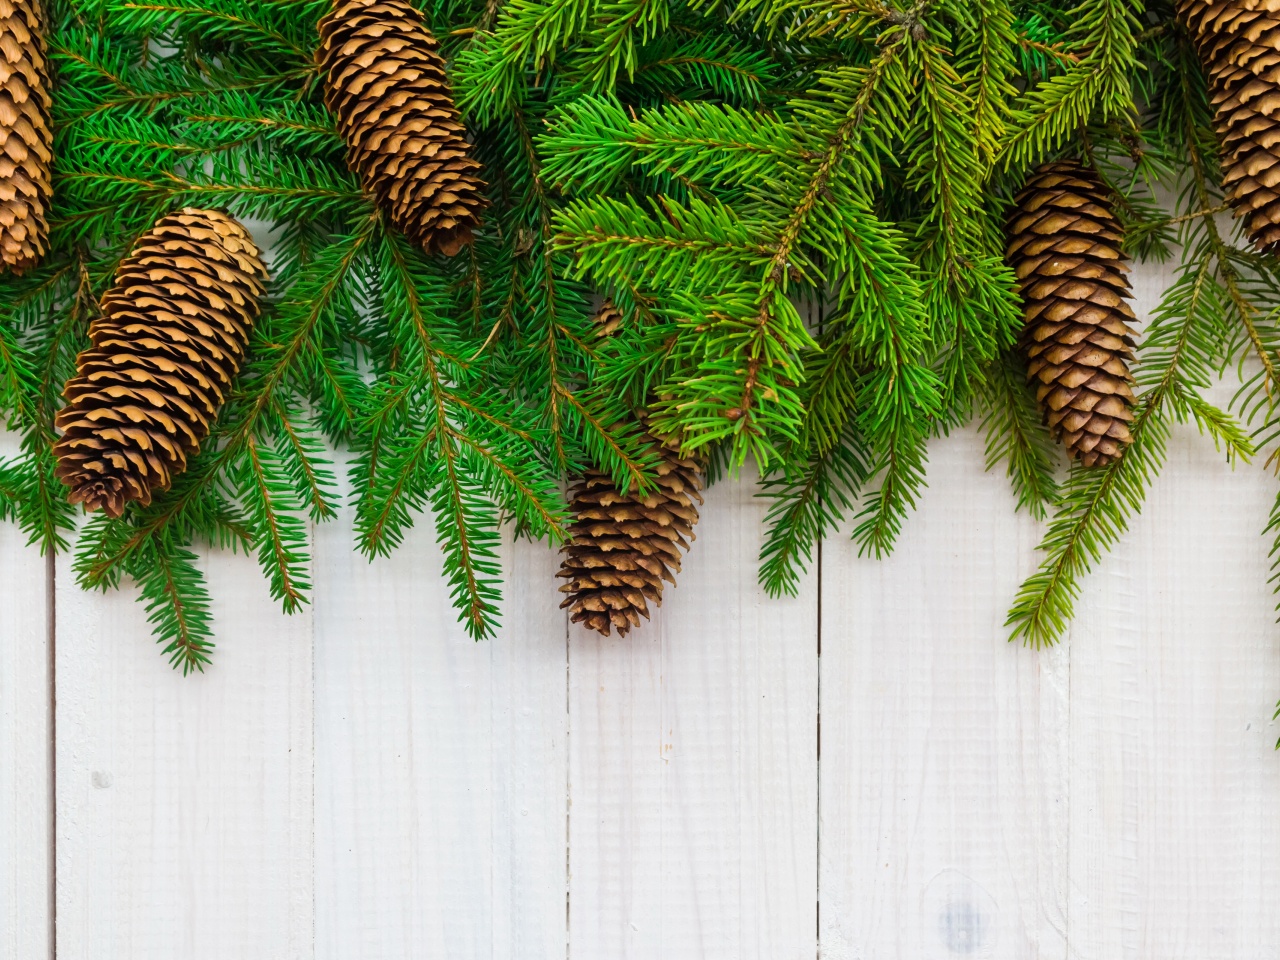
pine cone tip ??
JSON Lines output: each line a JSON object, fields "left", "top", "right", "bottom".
{"left": 557, "top": 431, "right": 703, "bottom": 638}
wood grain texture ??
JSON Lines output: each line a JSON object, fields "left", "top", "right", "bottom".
{"left": 53, "top": 543, "right": 313, "bottom": 960}
{"left": 0, "top": 430, "right": 50, "bottom": 960}
{"left": 818, "top": 427, "right": 1069, "bottom": 960}
{"left": 567, "top": 470, "right": 819, "bottom": 959}
{"left": 312, "top": 481, "right": 569, "bottom": 960}
{"left": 1056, "top": 257, "right": 1280, "bottom": 959}
{"left": 1063, "top": 422, "right": 1280, "bottom": 959}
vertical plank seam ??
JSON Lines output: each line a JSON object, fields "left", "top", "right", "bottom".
{"left": 1063, "top": 625, "right": 1072, "bottom": 960}
{"left": 813, "top": 293, "right": 824, "bottom": 960}
{"left": 309, "top": 517, "right": 318, "bottom": 960}
{"left": 815, "top": 532, "right": 822, "bottom": 956}
{"left": 45, "top": 547, "right": 55, "bottom": 960}
{"left": 565, "top": 605, "right": 571, "bottom": 960}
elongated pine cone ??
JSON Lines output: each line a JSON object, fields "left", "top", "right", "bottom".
{"left": 52, "top": 209, "right": 268, "bottom": 517}
{"left": 1179, "top": 0, "right": 1280, "bottom": 251}
{"left": 1006, "top": 161, "right": 1137, "bottom": 468}
{"left": 0, "top": 0, "right": 51, "bottom": 272}
{"left": 557, "top": 422, "right": 703, "bottom": 637}
{"left": 316, "top": 0, "right": 487, "bottom": 257}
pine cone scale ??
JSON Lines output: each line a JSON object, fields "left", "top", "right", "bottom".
{"left": 556, "top": 445, "right": 704, "bottom": 637}
{"left": 0, "top": 0, "right": 49, "bottom": 272}
{"left": 1179, "top": 0, "right": 1280, "bottom": 250}
{"left": 1007, "top": 161, "right": 1138, "bottom": 469}
{"left": 53, "top": 209, "right": 268, "bottom": 518}
{"left": 317, "top": 0, "right": 487, "bottom": 257}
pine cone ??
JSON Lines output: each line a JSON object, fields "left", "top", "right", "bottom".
{"left": 316, "top": 0, "right": 487, "bottom": 257}
{"left": 591, "top": 299, "right": 624, "bottom": 338}
{"left": 0, "top": 0, "right": 52, "bottom": 273}
{"left": 1178, "top": 0, "right": 1280, "bottom": 251}
{"left": 1006, "top": 161, "right": 1137, "bottom": 468}
{"left": 52, "top": 209, "right": 268, "bottom": 517}
{"left": 557, "top": 426, "right": 703, "bottom": 637}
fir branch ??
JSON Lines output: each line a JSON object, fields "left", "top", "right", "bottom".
{"left": 904, "top": 27, "right": 1021, "bottom": 402}
{"left": 1016, "top": 33, "right": 1081, "bottom": 66}
{"left": 1000, "top": 0, "right": 1141, "bottom": 169}
{"left": 659, "top": 37, "right": 908, "bottom": 464}
{"left": 628, "top": 36, "right": 776, "bottom": 104}
{"left": 354, "top": 228, "right": 569, "bottom": 637}
{"left": 540, "top": 97, "right": 802, "bottom": 196}
{"left": 953, "top": 0, "right": 1020, "bottom": 168}
{"left": 114, "top": 0, "right": 319, "bottom": 58}
{"left": 979, "top": 351, "right": 1060, "bottom": 519}
{"left": 239, "top": 434, "right": 312, "bottom": 611}
{"left": 1007, "top": 243, "right": 1233, "bottom": 645}
{"left": 758, "top": 426, "right": 871, "bottom": 596}
{"left": 1008, "top": 402, "right": 1164, "bottom": 646}
{"left": 581, "top": 0, "right": 671, "bottom": 87}
{"left": 133, "top": 539, "right": 216, "bottom": 673}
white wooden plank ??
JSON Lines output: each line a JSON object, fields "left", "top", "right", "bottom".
{"left": 1063, "top": 421, "right": 1280, "bottom": 958}
{"left": 0, "top": 429, "right": 50, "bottom": 960}
{"left": 818, "top": 426, "right": 1069, "bottom": 960}
{"left": 567, "top": 470, "right": 819, "bottom": 959}
{"left": 1050, "top": 256, "right": 1280, "bottom": 957}
{"left": 54, "top": 542, "right": 314, "bottom": 959}
{"left": 312, "top": 487, "right": 568, "bottom": 959}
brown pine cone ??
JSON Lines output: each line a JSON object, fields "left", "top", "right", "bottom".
{"left": 1178, "top": 0, "right": 1280, "bottom": 251}
{"left": 316, "top": 0, "right": 487, "bottom": 257}
{"left": 1006, "top": 161, "right": 1138, "bottom": 468}
{"left": 52, "top": 209, "right": 268, "bottom": 517}
{"left": 557, "top": 421, "right": 703, "bottom": 637}
{"left": 591, "top": 299, "right": 624, "bottom": 338}
{"left": 0, "top": 0, "right": 51, "bottom": 273}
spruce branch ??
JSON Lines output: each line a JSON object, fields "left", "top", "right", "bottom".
{"left": 1008, "top": 239, "right": 1251, "bottom": 644}
{"left": 952, "top": 0, "right": 1019, "bottom": 167}
{"left": 1007, "top": 395, "right": 1169, "bottom": 646}
{"left": 904, "top": 26, "right": 1021, "bottom": 403}
{"left": 980, "top": 351, "right": 1061, "bottom": 519}
{"left": 1000, "top": 0, "right": 1142, "bottom": 169}
{"left": 25, "top": 0, "right": 1280, "bottom": 664}
{"left": 758, "top": 426, "right": 871, "bottom": 597}
{"left": 130, "top": 538, "right": 216, "bottom": 672}
{"left": 113, "top": 0, "right": 320, "bottom": 58}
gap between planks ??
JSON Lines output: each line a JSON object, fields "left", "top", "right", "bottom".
{"left": 45, "top": 548, "right": 55, "bottom": 960}
{"left": 815, "top": 532, "right": 822, "bottom": 952}
{"left": 565, "top": 601, "right": 571, "bottom": 960}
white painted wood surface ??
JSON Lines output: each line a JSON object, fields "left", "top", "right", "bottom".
{"left": 6, "top": 256, "right": 1280, "bottom": 958}
{"left": 313, "top": 465, "right": 568, "bottom": 959}
{"left": 0, "top": 432, "right": 50, "bottom": 960}
{"left": 567, "top": 469, "right": 817, "bottom": 959}
{"left": 819, "top": 428, "right": 1069, "bottom": 960}
{"left": 53, "top": 542, "right": 313, "bottom": 958}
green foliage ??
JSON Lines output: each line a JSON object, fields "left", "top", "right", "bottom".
{"left": 11, "top": 0, "right": 1280, "bottom": 684}
{"left": 12, "top": 0, "right": 593, "bottom": 657}
{"left": 979, "top": 352, "right": 1060, "bottom": 521}
{"left": 1001, "top": 0, "right": 1142, "bottom": 169}
{"left": 1006, "top": 12, "right": 1278, "bottom": 650}
{"left": 529, "top": 0, "right": 1116, "bottom": 593}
